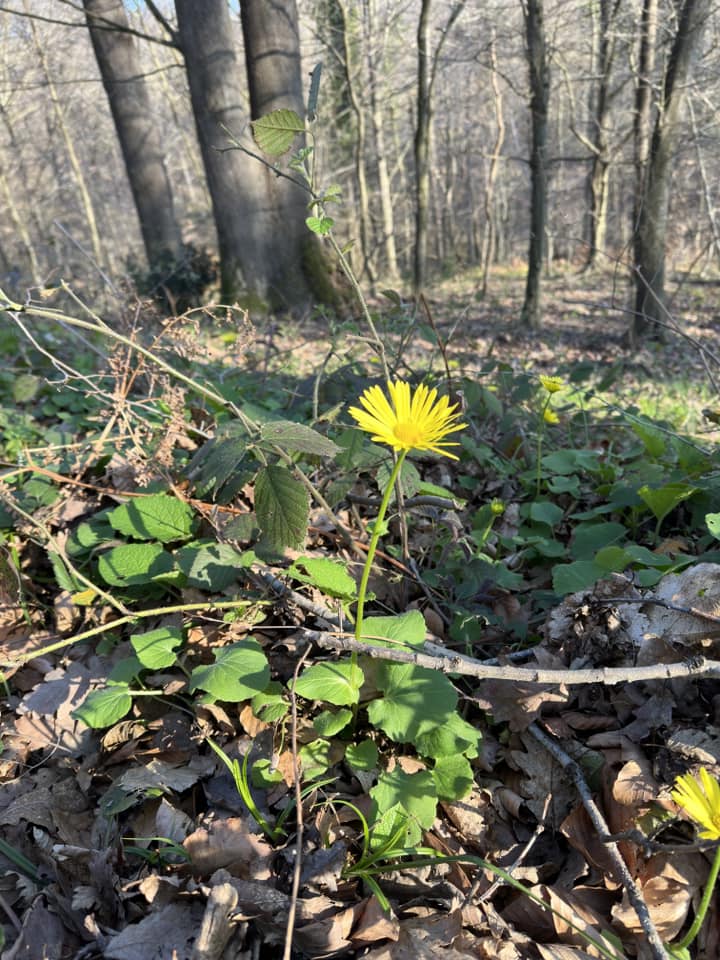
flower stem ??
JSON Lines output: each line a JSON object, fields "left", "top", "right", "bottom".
{"left": 672, "top": 845, "right": 720, "bottom": 954}
{"left": 536, "top": 397, "right": 550, "bottom": 498}
{"left": 354, "top": 450, "right": 408, "bottom": 645}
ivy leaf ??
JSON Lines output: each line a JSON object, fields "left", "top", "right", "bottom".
{"left": 108, "top": 494, "right": 194, "bottom": 543}
{"left": 255, "top": 465, "right": 309, "bottom": 551}
{"left": 294, "top": 661, "right": 364, "bottom": 706}
{"left": 73, "top": 683, "right": 133, "bottom": 729}
{"left": 251, "top": 108, "right": 305, "bottom": 156}
{"left": 131, "top": 626, "right": 183, "bottom": 670}
{"left": 189, "top": 639, "right": 270, "bottom": 702}
{"left": 259, "top": 420, "right": 340, "bottom": 458}
{"left": 552, "top": 560, "right": 604, "bottom": 595}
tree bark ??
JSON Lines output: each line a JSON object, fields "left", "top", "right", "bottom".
{"left": 83, "top": 0, "right": 182, "bottom": 269}
{"left": 239, "top": 0, "right": 314, "bottom": 309}
{"left": 520, "top": 0, "right": 549, "bottom": 329}
{"left": 175, "top": 0, "right": 270, "bottom": 305}
{"left": 632, "top": 0, "right": 710, "bottom": 343}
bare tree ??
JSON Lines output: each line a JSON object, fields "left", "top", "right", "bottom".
{"left": 520, "top": 0, "right": 550, "bottom": 328}
{"left": 83, "top": 0, "right": 183, "bottom": 271}
{"left": 632, "top": 0, "right": 711, "bottom": 342}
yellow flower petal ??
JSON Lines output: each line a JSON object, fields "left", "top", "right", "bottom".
{"left": 671, "top": 768, "right": 720, "bottom": 840}
{"left": 349, "top": 380, "right": 466, "bottom": 459}
{"left": 543, "top": 408, "right": 560, "bottom": 424}
{"left": 539, "top": 375, "right": 565, "bottom": 394}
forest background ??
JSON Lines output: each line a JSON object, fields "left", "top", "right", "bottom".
{"left": 0, "top": 0, "right": 715, "bottom": 337}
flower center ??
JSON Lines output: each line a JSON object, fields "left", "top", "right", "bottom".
{"left": 393, "top": 420, "right": 424, "bottom": 447}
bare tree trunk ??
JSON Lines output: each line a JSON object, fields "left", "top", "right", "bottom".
{"left": 83, "top": 0, "right": 182, "bottom": 270}
{"left": 366, "top": 0, "right": 399, "bottom": 284}
{"left": 520, "top": 0, "right": 549, "bottom": 329}
{"left": 336, "top": 0, "right": 375, "bottom": 285}
{"left": 26, "top": 7, "right": 106, "bottom": 269}
{"left": 240, "top": 0, "right": 315, "bottom": 309}
{"left": 632, "top": 0, "right": 710, "bottom": 343}
{"left": 413, "top": 0, "right": 466, "bottom": 295}
{"left": 481, "top": 27, "right": 505, "bottom": 296}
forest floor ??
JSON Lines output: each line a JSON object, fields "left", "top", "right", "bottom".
{"left": 2, "top": 266, "right": 720, "bottom": 960}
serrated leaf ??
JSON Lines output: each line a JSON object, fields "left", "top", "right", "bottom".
{"left": 109, "top": 494, "right": 194, "bottom": 543}
{"left": 188, "top": 639, "right": 269, "bottom": 702}
{"left": 707, "top": 512, "right": 720, "bottom": 539}
{"left": 431, "top": 755, "right": 474, "bottom": 801}
{"left": 288, "top": 556, "right": 356, "bottom": 600}
{"left": 13, "top": 373, "right": 40, "bottom": 403}
{"left": 294, "top": 660, "right": 364, "bottom": 706}
{"left": 367, "top": 661, "right": 457, "bottom": 744}
{"left": 370, "top": 768, "right": 437, "bottom": 829}
{"left": 377, "top": 457, "right": 421, "bottom": 501}
{"left": 73, "top": 683, "right": 133, "bottom": 729}
{"left": 176, "top": 540, "right": 250, "bottom": 590}
{"left": 259, "top": 420, "right": 340, "bottom": 457}
{"left": 254, "top": 465, "right": 309, "bottom": 551}
{"left": 251, "top": 108, "right": 305, "bottom": 156}
{"left": 97, "top": 542, "right": 173, "bottom": 587}
{"left": 313, "top": 708, "right": 353, "bottom": 737}
{"left": 131, "top": 626, "right": 183, "bottom": 670}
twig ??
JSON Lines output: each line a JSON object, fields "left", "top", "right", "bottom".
{"left": 527, "top": 722, "right": 669, "bottom": 960}
{"left": 283, "top": 646, "right": 312, "bottom": 960}
{"left": 307, "top": 630, "right": 720, "bottom": 685}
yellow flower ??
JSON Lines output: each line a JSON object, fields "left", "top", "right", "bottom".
{"left": 543, "top": 408, "right": 560, "bottom": 424}
{"left": 671, "top": 768, "right": 720, "bottom": 840}
{"left": 349, "top": 380, "right": 466, "bottom": 460}
{"left": 539, "top": 375, "right": 565, "bottom": 394}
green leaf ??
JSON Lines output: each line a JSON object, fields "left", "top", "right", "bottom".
{"left": 707, "top": 513, "right": 720, "bottom": 539}
{"left": 13, "top": 373, "right": 40, "bottom": 403}
{"left": 306, "top": 215, "right": 334, "bottom": 236}
{"left": 73, "top": 683, "right": 132, "bottom": 729}
{"left": 176, "top": 540, "right": 250, "bottom": 590}
{"left": 377, "top": 457, "right": 421, "bottom": 501}
{"left": 414, "top": 712, "right": 480, "bottom": 760}
{"left": 432, "top": 755, "right": 474, "bottom": 801}
{"left": 299, "top": 738, "right": 334, "bottom": 780}
{"left": 251, "top": 108, "right": 305, "bottom": 156}
{"left": 570, "top": 521, "right": 627, "bottom": 560}
{"left": 294, "top": 661, "right": 364, "bottom": 706}
{"left": 185, "top": 427, "right": 250, "bottom": 501}
{"left": 345, "top": 740, "right": 378, "bottom": 772}
{"left": 97, "top": 542, "right": 173, "bottom": 587}
{"left": 632, "top": 423, "right": 666, "bottom": 457}
{"left": 313, "top": 708, "right": 353, "bottom": 737}
{"left": 529, "top": 501, "right": 564, "bottom": 527}
{"left": 288, "top": 556, "right": 356, "bottom": 600}
{"left": 109, "top": 494, "right": 194, "bottom": 543}
{"left": 552, "top": 560, "right": 605, "bottom": 595}
{"left": 360, "top": 610, "right": 426, "bottom": 649}
{"left": 594, "top": 545, "right": 632, "bottom": 572}
{"left": 370, "top": 768, "right": 437, "bottom": 829}
{"left": 254, "top": 465, "right": 309, "bottom": 552}
{"left": 251, "top": 682, "right": 289, "bottom": 723}
{"left": 259, "top": 420, "right": 340, "bottom": 457}
{"left": 638, "top": 483, "right": 698, "bottom": 525}
{"left": 131, "top": 626, "right": 183, "bottom": 670}
{"left": 367, "top": 661, "right": 457, "bottom": 744}
{"left": 189, "top": 639, "right": 270, "bottom": 702}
